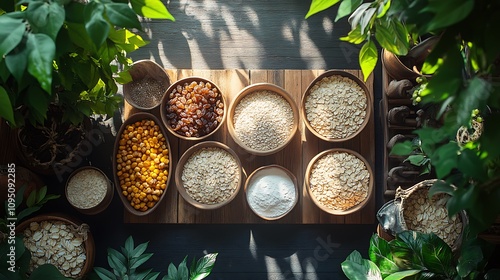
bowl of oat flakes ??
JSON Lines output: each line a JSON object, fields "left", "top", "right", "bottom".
{"left": 228, "top": 83, "right": 299, "bottom": 156}
{"left": 16, "top": 214, "right": 95, "bottom": 278}
{"left": 305, "top": 148, "right": 373, "bottom": 215}
{"left": 302, "top": 70, "right": 371, "bottom": 142}
{"left": 175, "top": 141, "right": 242, "bottom": 210}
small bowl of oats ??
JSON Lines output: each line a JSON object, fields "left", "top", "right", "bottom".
{"left": 65, "top": 166, "right": 114, "bottom": 215}
{"left": 302, "top": 70, "right": 371, "bottom": 142}
{"left": 227, "top": 83, "right": 299, "bottom": 156}
{"left": 305, "top": 148, "right": 374, "bottom": 215}
{"left": 175, "top": 141, "right": 242, "bottom": 210}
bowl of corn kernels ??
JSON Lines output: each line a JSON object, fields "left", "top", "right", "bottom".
{"left": 113, "top": 112, "right": 172, "bottom": 215}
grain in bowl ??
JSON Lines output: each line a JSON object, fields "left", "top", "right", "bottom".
{"left": 306, "top": 149, "right": 373, "bottom": 214}
{"left": 303, "top": 72, "right": 369, "bottom": 141}
{"left": 66, "top": 167, "right": 113, "bottom": 214}
{"left": 176, "top": 142, "right": 241, "bottom": 209}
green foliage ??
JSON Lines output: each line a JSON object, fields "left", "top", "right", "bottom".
{"left": 93, "top": 236, "right": 217, "bottom": 280}
{"left": 342, "top": 231, "right": 499, "bottom": 280}
{"left": 0, "top": 0, "right": 175, "bottom": 127}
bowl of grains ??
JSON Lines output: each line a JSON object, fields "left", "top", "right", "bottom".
{"left": 113, "top": 112, "right": 172, "bottom": 215}
{"left": 160, "top": 77, "right": 226, "bottom": 140}
{"left": 175, "top": 141, "right": 242, "bottom": 210}
{"left": 123, "top": 60, "right": 171, "bottom": 111}
{"left": 244, "top": 165, "right": 298, "bottom": 220}
{"left": 302, "top": 70, "right": 371, "bottom": 142}
{"left": 396, "top": 180, "right": 467, "bottom": 251}
{"left": 16, "top": 214, "right": 95, "bottom": 278}
{"left": 305, "top": 148, "right": 373, "bottom": 215}
{"left": 228, "top": 83, "right": 299, "bottom": 156}
{"left": 65, "top": 166, "right": 114, "bottom": 215}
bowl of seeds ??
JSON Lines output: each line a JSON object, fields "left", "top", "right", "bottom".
{"left": 302, "top": 70, "right": 371, "bottom": 142}
{"left": 305, "top": 148, "right": 373, "bottom": 215}
{"left": 160, "top": 77, "right": 226, "bottom": 140}
{"left": 16, "top": 214, "right": 95, "bottom": 278}
{"left": 65, "top": 166, "right": 114, "bottom": 215}
{"left": 175, "top": 141, "right": 242, "bottom": 210}
{"left": 113, "top": 112, "right": 172, "bottom": 215}
{"left": 228, "top": 83, "right": 299, "bottom": 156}
{"left": 123, "top": 60, "right": 171, "bottom": 112}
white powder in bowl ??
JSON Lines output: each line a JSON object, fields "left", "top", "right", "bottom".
{"left": 246, "top": 167, "right": 296, "bottom": 219}
{"left": 67, "top": 168, "right": 108, "bottom": 209}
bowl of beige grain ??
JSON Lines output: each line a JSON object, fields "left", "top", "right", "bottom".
{"left": 65, "top": 166, "right": 114, "bottom": 215}
{"left": 302, "top": 70, "right": 371, "bottom": 142}
{"left": 228, "top": 83, "right": 299, "bottom": 156}
{"left": 305, "top": 148, "right": 373, "bottom": 215}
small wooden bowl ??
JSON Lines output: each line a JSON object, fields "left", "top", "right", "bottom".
{"left": 160, "top": 76, "right": 226, "bottom": 141}
{"left": 175, "top": 141, "right": 242, "bottom": 210}
{"left": 304, "top": 148, "right": 374, "bottom": 215}
{"left": 123, "top": 60, "right": 171, "bottom": 111}
{"left": 301, "top": 70, "right": 371, "bottom": 142}
{"left": 65, "top": 166, "right": 114, "bottom": 215}
{"left": 227, "top": 83, "right": 299, "bottom": 156}
{"left": 16, "top": 213, "right": 95, "bottom": 279}
{"left": 244, "top": 165, "right": 298, "bottom": 220}
{"left": 113, "top": 112, "right": 172, "bottom": 216}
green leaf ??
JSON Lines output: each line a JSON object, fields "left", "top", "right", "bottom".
{"left": 5, "top": 40, "right": 29, "bottom": 83}
{"left": 455, "top": 77, "right": 491, "bottom": 127}
{"left": 94, "top": 267, "right": 118, "bottom": 280}
{"left": 457, "top": 148, "right": 488, "bottom": 180}
{"left": 124, "top": 236, "right": 134, "bottom": 256}
{"left": 384, "top": 270, "right": 422, "bottom": 280}
{"left": 26, "top": 189, "right": 37, "bottom": 208}
{"left": 348, "top": 3, "right": 370, "bottom": 31}
{"left": 177, "top": 257, "right": 189, "bottom": 280}
{"left": 190, "top": 253, "right": 218, "bottom": 280}
{"left": 28, "top": 264, "right": 68, "bottom": 280}
{"left": 430, "top": 142, "right": 459, "bottom": 179}
{"left": 0, "top": 16, "right": 25, "bottom": 57}
{"left": 375, "top": 19, "right": 409, "bottom": 56}
{"left": 108, "top": 248, "right": 126, "bottom": 267}
{"left": 341, "top": 251, "right": 383, "bottom": 280}
{"left": 447, "top": 184, "right": 478, "bottom": 217}
{"left": 376, "top": 0, "right": 390, "bottom": 18}
{"left": 0, "top": 86, "right": 15, "bottom": 125}
{"left": 335, "top": 0, "right": 362, "bottom": 22}
{"left": 421, "top": 0, "right": 474, "bottom": 32}
{"left": 108, "top": 28, "right": 148, "bottom": 53}
{"left": 130, "top": 253, "right": 153, "bottom": 269}
{"left": 142, "top": 271, "right": 161, "bottom": 280}
{"left": 339, "top": 25, "right": 367, "bottom": 44}
{"left": 359, "top": 40, "right": 377, "bottom": 81}
{"left": 35, "top": 186, "right": 47, "bottom": 204}
{"left": 15, "top": 185, "right": 27, "bottom": 209}
{"left": 305, "top": 0, "right": 341, "bottom": 19}
{"left": 44, "top": 1, "right": 65, "bottom": 40}
{"left": 390, "top": 231, "right": 426, "bottom": 270}
{"left": 420, "top": 233, "right": 454, "bottom": 276}
{"left": 130, "top": 0, "right": 175, "bottom": 21}
{"left": 166, "top": 263, "right": 178, "bottom": 280}
{"left": 368, "top": 235, "right": 399, "bottom": 278}
{"left": 108, "top": 252, "right": 126, "bottom": 276}
{"left": 104, "top": 3, "right": 142, "bottom": 29}
{"left": 66, "top": 22, "right": 96, "bottom": 52}
{"left": 428, "top": 180, "right": 454, "bottom": 197}
{"left": 131, "top": 241, "right": 149, "bottom": 258}
{"left": 84, "top": 1, "right": 110, "bottom": 48}
{"left": 390, "top": 141, "right": 414, "bottom": 156}
{"left": 457, "top": 245, "right": 483, "bottom": 277}
{"left": 26, "top": 33, "right": 55, "bottom": 94}
{"left": 405, "top": 154, "right": 426, "bottom": 166}
{"left": 23, "top": 86, "right": 50, "bottom": 125}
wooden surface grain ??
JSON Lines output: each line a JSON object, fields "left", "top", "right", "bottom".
{"left": 123, "top": 69, "right": 375, "bottom": 224}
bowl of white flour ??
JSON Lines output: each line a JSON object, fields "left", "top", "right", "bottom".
{"left": 244, "top": 165, "right": 298, "bottom": 220}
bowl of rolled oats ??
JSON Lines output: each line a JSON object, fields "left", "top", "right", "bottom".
{"left": 65, "top": 166, "right": 114, "bottom": 215}
{"left": 228, "top": 83, "right": 299, "bottom": 156}
{"left": 161, "top": 77, "right": 226, "bottom": 140}
{"left": 302, "top": 70, "right": 371, "bottom": 142}
{"left": 16, "top": 214, "right": 94, "bottom": 278}
{"left": 305, "top": 148, "right": 373, "bottom": 215}
{"left": 175, "top": 141, "right": 242, "bottom": 210}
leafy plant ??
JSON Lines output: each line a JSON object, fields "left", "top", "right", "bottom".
{"left": 306, "top": 0, "right": 500, "bottom": 237}
{"left": 0, "top": 0, "right": 175, "bottom": 127}
{"left": 93, "top": 236, "right": 218, "bottom": 280}
{"left": 390, "top": 137, "right": 432, "bottom": 176}
{"left": 341, "top": 230, "right": 500, "bottom": 280}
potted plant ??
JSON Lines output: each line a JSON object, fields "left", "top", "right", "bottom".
{"left": 0, "top": 0, "right": 175, "bottom": 175}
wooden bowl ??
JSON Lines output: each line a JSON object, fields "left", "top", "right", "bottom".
{"left": 160, "top": 76, "right": 226, "bottom": 141}
{"left": 304, "top": 148, "right": 374, "bottom": 215}
{"left": 113, "top": 112, "right": 172, "bottom": 216}
{"left": 16, "top": 213, "right": 95, "bottom": 279}
{"left": 227, "top": 83, "right": 299, "bottom": 156}
{"left": 301, "top": 70, "right": 371, "bottom": 142}
{"left": 65, "top": 166, "right": 114, "bottom": 215}
{"left": 123, "top": 60, "right": 171, "bottom": 111}
{"left": 244, "top": 165, "right": 298, "bottom": 220}
{"left": 175, "top": 141, "right": 242, "bottom": 210}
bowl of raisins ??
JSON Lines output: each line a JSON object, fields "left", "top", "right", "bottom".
{"left": 160, "top": 77, "right": 226, "bottom": 140}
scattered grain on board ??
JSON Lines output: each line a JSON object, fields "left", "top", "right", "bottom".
{"left": 309, "top": 151, "right": 370, "bottom": 211}
{"left": 181, "top": 147, "right": 239, "bottom": 205}
{"left": 233, "top": 90, "right": 294, "bottom": 151}
{"left": 128, "top": 78, "right": 166, "bottom": 108}
{"left": 305, "top": 75, "right": 367, "bottom": 139}
{"left": 402, "top": 186, "right": 463, "bottom": 248}
{"left": 67, "top": 168, "right": 108, "bottom": 209}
